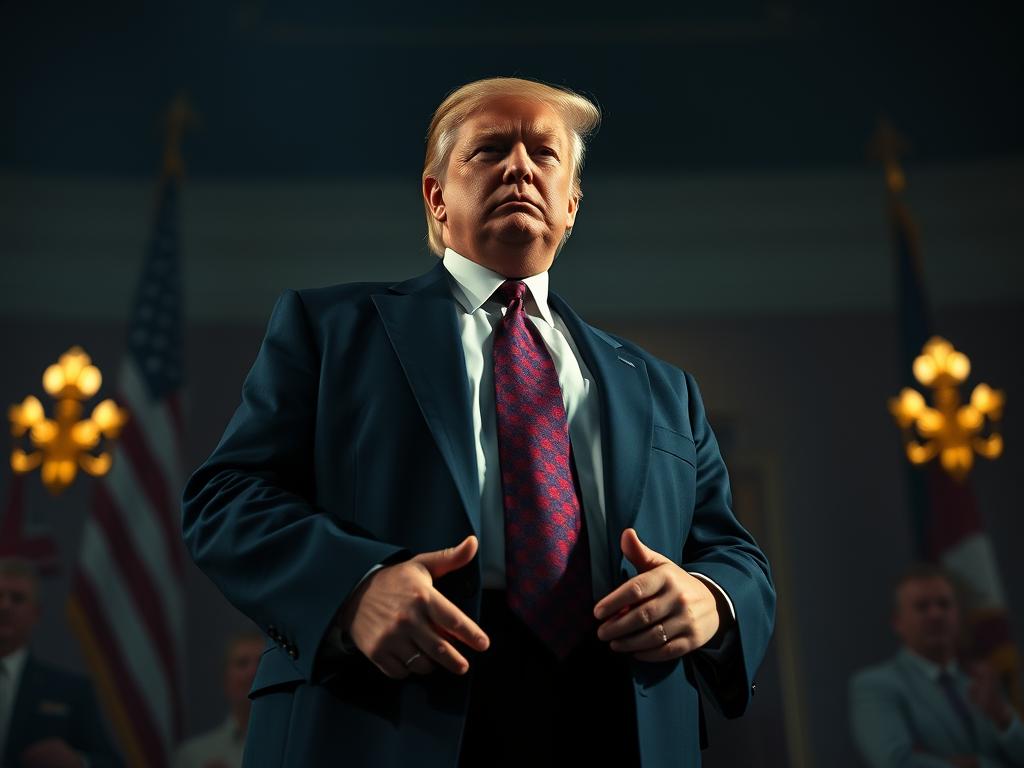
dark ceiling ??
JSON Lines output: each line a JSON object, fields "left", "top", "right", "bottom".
{"left": 3, "top": 1, "right": 1022, "bottom": 179}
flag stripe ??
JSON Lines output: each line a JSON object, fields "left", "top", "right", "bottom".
{"left": 115, "top": 402, "right": 185, "bottom": 578}
{"left": 166, "top": 392, "right": 185, "bottom": 455}
{"left": 79, "top": 521, "right": 174, "bottom": 755}
{"left": 924, "top": 467, "right": 984, "bottom": 557}
{"left": 92, "top": 483, "right": 183, "bottom": 738}
{"left": 72, "top": 568, "right": 168, "bottom": 766}
{"left": 941, "top": 532, "right": 1008, "bottom": 610}
{"left": 120, "top": 359, "right": 185, "bottom": 499}
{"left": 105, "top": 443, "right": 184, "bottom": 635}
{"left": 67, "top": 595, "right": 149, "bottom": 768}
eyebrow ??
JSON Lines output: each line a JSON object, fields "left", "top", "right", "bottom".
{"left": 468, "top": 125, "right": 564, "bottom": 147}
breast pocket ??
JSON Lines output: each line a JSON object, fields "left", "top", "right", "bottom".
{"left": 651, "top": 425, "right": 696, "bottom": 467}
{"left": 645, "top": 426, "right": 697, "bottom": 540}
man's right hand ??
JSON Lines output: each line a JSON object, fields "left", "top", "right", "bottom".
{"left": 339, "top": 535, "right": 490, "bottom": 679}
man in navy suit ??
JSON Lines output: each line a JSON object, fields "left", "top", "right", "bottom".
{"left": 182, "top": 76, "right": 775, "bottom": 767}
{"left": 0, "top": 558, "right": 122, "bottom": 768}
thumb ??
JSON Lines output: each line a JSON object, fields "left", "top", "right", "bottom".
{"left": 620, "top": 528, "right": 669, "bottom": 571}
{"left": 413, "top": 535, "right": 478, "bottom": 580}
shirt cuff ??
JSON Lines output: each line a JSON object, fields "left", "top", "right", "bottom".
{"left": 687, "top": 571, "right": 737, "bottom": 621}
{"left": 686, "top": 571, "right": 738, "bottom": 659}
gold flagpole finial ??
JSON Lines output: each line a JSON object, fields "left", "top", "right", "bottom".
{"left": 868, "top": 116, "right": 910, "bottom": 196}
{"left": 161, "top": 90, "right": 201, "bottom": 180}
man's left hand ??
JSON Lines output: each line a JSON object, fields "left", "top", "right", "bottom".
{"left": 594, "top": 528, "right": 727, "bottom": 662}
{"left": 968, "top": 661, "right": 1014, "bottom": 731}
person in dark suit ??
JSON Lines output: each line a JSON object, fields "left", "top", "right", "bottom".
{"left": 0, "top": 558, "right": 122, "bottom": 768}
{"left": 182, "top": 76, "right": 776, "bottom": 767}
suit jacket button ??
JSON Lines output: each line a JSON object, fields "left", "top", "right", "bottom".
{"left": 289, "top": 647, "right": 299, "bottom": 659}
{"left": 751, "top": 682, "right": 757, "bottom": 695}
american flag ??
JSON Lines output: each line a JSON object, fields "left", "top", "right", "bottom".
{"left": 66, "top": 171, "right": 186, "bottom": 766}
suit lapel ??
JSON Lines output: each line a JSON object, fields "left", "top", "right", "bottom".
{"left": 549, "top": 293, "right": 653, "bottom": 582}
{"left": 5, "top": 654, "right": 37, "bottom": 758}
{"left": 372, "top": 263, "right": 481, "bottom": 536}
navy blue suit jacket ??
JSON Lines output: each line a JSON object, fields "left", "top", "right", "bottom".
{"left": 3, "top": 654, "right": 122, "bottom": 768}
{"left": 181, "top": 262, "right": 775, "bottom": 767}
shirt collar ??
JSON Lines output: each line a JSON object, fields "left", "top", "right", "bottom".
{"left": 0, "top": 646, "right": 29, "bottom": 681}
{"left": 442, "top": 247, "right": 554, "bottom": 326}
{"left": 900, "top": 646, "right": 960, "bottom": 682}
{"left": 221, "top": 714, "right": 246, "bottom": 743}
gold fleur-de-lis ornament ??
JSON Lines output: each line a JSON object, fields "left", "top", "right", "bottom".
{"left": 889, "top": 336, "right": 1004, "bottom": 481}
{"left": 9, "top": 347, "right": 129, "bottom": 494}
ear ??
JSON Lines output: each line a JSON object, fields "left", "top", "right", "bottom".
{"left": 565, "top": 191, "right": 580, "bottom": 228}
{"left": 423, "top": 176, "right": 446, "bottom": 222}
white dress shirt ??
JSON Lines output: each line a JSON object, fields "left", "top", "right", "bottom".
{"left": 441, "top": 248, "right": 735, "bottom": 624}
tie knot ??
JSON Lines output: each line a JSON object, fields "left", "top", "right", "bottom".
{"left": 494, "top": 280, "right": 527, "bottom": 308}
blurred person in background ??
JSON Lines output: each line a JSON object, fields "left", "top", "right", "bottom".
{"left": 0, "top": 557, "right": 122, "bottom": 768}
{"left": 850, "top": 564, "right": 1024, "bottom": 767}
{"left": 172, "top": 632, "right": 263, "bottom": 768}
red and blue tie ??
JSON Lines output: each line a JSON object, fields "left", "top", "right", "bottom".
{"left": 492, "top": 280, "right": 594, "bottom": 659}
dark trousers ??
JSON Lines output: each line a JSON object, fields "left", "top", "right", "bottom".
{"left": 458, "top": 590, "right": 641, "bottom": 768}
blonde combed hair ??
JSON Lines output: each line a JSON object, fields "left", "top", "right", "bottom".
{"left": 422, "top": 77, "right": 602, "bottom": 257}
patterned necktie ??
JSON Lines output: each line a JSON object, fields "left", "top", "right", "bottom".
{"left": 492, "top": 280, "right": 594, "bottom": 659}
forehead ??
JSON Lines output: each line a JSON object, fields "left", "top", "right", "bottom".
{"left": 458, "top": 96, "right": 569, "bottom": 144}
{"left": 898, "top": 577, "right": 954, "bottom": 602}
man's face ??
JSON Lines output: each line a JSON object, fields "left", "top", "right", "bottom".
{"left": 0, "top": 574, "right": 40, "bottom": 655}
{"left": 424, "top": 95, "right": 579, "bottom": 278}
{"left": 892, "top": 576, "right": 959, "bottom": 661}
{"left": 224, "top": 638, "right": 263, "bottom": 705}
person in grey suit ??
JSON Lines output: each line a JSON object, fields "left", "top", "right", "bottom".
{"left": 849, "top": 564, "right": 1024, "bottom": 768}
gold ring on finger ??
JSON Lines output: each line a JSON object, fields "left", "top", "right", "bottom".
{"left": 657, "top": 624, "right": 668, "bottom": 644}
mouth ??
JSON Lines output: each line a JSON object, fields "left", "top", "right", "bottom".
{"left": 493, "top": 200, "right": 541, "bottom": 215}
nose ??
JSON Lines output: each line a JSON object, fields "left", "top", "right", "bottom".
{"left": 502, "top": 142, "right": 533, "bottom": 185}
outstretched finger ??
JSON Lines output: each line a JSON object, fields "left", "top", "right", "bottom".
{"left": 597, "top": 592, "right": 673, "bottom": 642}
{"left": 412, "top": 625, "right": 470, "bottom": 675}
{"left": 427, "top": 590, "right": 490, "bottom": 652}
{"left": 593, "top": 569, "right": 667, "bottom": 621}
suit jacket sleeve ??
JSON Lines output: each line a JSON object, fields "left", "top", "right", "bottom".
{"left": 678, "top": 371, "right": 776, "bottom": 718}
{"left": 181, "top": 289, "right": 409, "bottom": 682}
